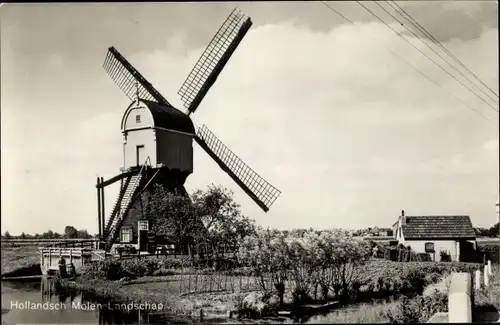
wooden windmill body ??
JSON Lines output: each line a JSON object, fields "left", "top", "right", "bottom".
{"left": 96, "top": 9, "right": 281, "bottom": 253}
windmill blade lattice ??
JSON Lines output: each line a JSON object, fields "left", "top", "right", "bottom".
{"left": 195, "top": 125, "right": 281, "bottom": 212}
{"left": 103, "top": 46, "right": 172, "bottom": 106}
{"left": 178, "top": 8, "right": 252, "bottom": 114}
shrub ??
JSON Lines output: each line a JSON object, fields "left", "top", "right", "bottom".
{"left": 80, "top": 256, "right": 189, "bottom": 280}
{"left": 233, "top": 292, "right": 270, "bottom": 319}
{"left": 352, "top": 259, "right": 481, "bottom": 300}
{"left": 423, "top": 274, "right": 451, "bottom": 298}
{"left": 81, "top": 259, "right": 129, "bottom": 281}
{"left": 152, "top": 267, "right": 175, "bottom": 276}
{"left": 477, "top": 243, "right": 500, "bottom": 264}
{"left": 385, "top": 293, "right": 448, "bottom": 323}
{"left": 414, "top": 253, "right": 432, "bottom": 261}
{"left": 440, "top": 250, "right": 452, "bottom": 262}
{"left": 238, "top": 229, "right": 371, "bottom": 307}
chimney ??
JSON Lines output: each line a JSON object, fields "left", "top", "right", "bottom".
{"left": 401, "top": 210, "right": 406, "bottom": 226}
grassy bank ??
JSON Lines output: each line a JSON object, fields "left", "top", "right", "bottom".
{"left": 306, "top": 302, "right": 399, "bottom": 323}
{"left": 473, "top": 265, "right": 500, "bottom": 323}
{"left": 307, "top": 272, "right": 452, "bottom": 324}
{"left": 67, "top": 275, "right": 246, "bottom": 322}
{"left": 1, "top": 245, "right": 40, "bottom": 277}
{"left": 63, "top": 256, "right": 481, "bottom": 324}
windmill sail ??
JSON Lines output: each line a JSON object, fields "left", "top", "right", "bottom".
{"left": 178, "top": 9, "right": 252, "bottom": 115}
{"left": 103, "top": 46, "right": 172, "bottom": 106}
{"left": 195, "top": 125, "right": 281, "bottom": 212}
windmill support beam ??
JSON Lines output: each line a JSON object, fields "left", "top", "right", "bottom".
{"left": 96, "top": 177, "right": 102, "bottom": 240}
{"left": 96, "top": 169, "right": 139, "bottom": 189}
{"left": 100, "top": 177, "right": 105, "bottom": 239}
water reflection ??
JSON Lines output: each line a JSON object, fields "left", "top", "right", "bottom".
{"left": 1, "top": 277, "right": 169, "bottom": 325}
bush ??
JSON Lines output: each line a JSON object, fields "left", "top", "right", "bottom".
{"left": 385, "top": 292, "right": 448, "bottom": 323}
{"left": 233, "top": 292, "right": 270, "bottom": 319}
{"left": 80, "top": 256, "right": 189, "bottom": 280}
{"left": 423, "top": 274, "right": 451, "bottom": 298}
{"left": 414, "top": 253, "right": 432, "bottom": 262}
{"left": 81, "top": 259, "right": 129, "bottom": 281}
{"left": 353, "top": 259, "right": 481, "bottom": 299}
{"left": 440, "top": 250, "right": 452, "bottom": 262}
{"left": 477, "top": 243, "right": 500, "bottom": 264}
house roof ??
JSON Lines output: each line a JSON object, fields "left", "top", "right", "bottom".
{"left": 141, "top": 99, "right": 195, "bottom": 135}
{"left": 402, "top": 215, "right": 476, "bottom": 239}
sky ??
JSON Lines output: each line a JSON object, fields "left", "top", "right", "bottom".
{"left": 1, "top": 1, "right": 499, "bottom": 236}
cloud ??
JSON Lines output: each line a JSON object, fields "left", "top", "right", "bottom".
{"left": 1, "top": 3, "right": 498, "bottom": 234}
{"left": 125, "top": 19, "right": 498, "bottom": 229}
{"left": 46, "top": 54, "right": 65, "bottom": 69}
{"left": 481, "top": 139, "right": 499, "bottom": 152}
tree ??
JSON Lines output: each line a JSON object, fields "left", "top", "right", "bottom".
{"left": 238, "top": 228, "right": 372, "bottom": 306}
{"left": 77, "top": 229, "right": 92, "bottom": 239}
{"left": 145, "top": 185, "right": 202, "bottom": 248}
{"left": 43, "top": 230, "right": 54, "bottom": 239}
{"left": 19, "top": 232, "right": 26, "bottom": 239}
{"left": 474, "top": 224, "right": 499, "bottom": 237}
{"left": 64, "top": 226, "right": 78, "bottom": 238}
{"left": 488, "top": 223, "right": 499, "bottom": 237}
{"left": 191, "top": 185, "right": 256, "bottom": 252}
{"left": 310, "top": 230, "right": 371, "bottom": 301}
{"left": 238, "top": 229, "right": 290, "bottom": 305}
{"left": 145, "top": 184, "right": 256, "bottom": 257}
{"left": 3, "top": 231, "right": 11, "bottom": 239}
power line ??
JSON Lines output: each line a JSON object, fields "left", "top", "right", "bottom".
{"left": 381, "top": 0, "right": 499, "bottom": 107}
{"left": 360, "top": 1, "right": 499, "bottom": 113}
{"left": 319, "top": 1, "right": 496, "bottom": 126}
{"left": 388, "top": 0, "right": 499, "bottom": 101}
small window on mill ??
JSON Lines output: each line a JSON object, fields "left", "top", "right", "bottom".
{"left": 136, "top": 115, "right": 141, "bottom": 123}
{"left": 121, "top": 228, "right": 132, "bottom": 243}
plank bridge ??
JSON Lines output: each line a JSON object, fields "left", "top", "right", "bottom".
{"left": 39, "top": 247, "right": 106, "bottom": 276}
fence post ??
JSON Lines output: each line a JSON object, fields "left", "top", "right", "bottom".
{"left": 475, "top": 270, "right": 481, "bottom": 290}
{"left": 448, "top": 273, "right": 472, "bottom": 323}
{"left": 484, "top": 265, "right": 490, "bottom": 287}
{"left": 487, "top": 260, "right": 492, "bottom": 276}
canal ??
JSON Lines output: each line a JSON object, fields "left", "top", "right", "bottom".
{"left": 1, "top": 277, "right": 196, "bottom": 324}
{"left": 1, "top": 276, "right": 378, "bottom": 324}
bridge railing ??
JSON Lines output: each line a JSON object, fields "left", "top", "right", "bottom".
{"left": 1, "top": 238, "right": 99, "bottom": 247}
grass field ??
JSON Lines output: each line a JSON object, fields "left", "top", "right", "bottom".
{"left": 1, "top": 245, "right": 40, "bottom": 276}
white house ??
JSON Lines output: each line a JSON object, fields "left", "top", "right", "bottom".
{"left": 393, "top": 210, "right": 477, "bottom": 262}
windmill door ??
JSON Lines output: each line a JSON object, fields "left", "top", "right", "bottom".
{"left": 136, "top": 145, "right": 145, "bottom": 166}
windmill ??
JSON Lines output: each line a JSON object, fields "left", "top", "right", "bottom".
{"left": 96, "top": 9, "right": 281, "bottom": 253}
